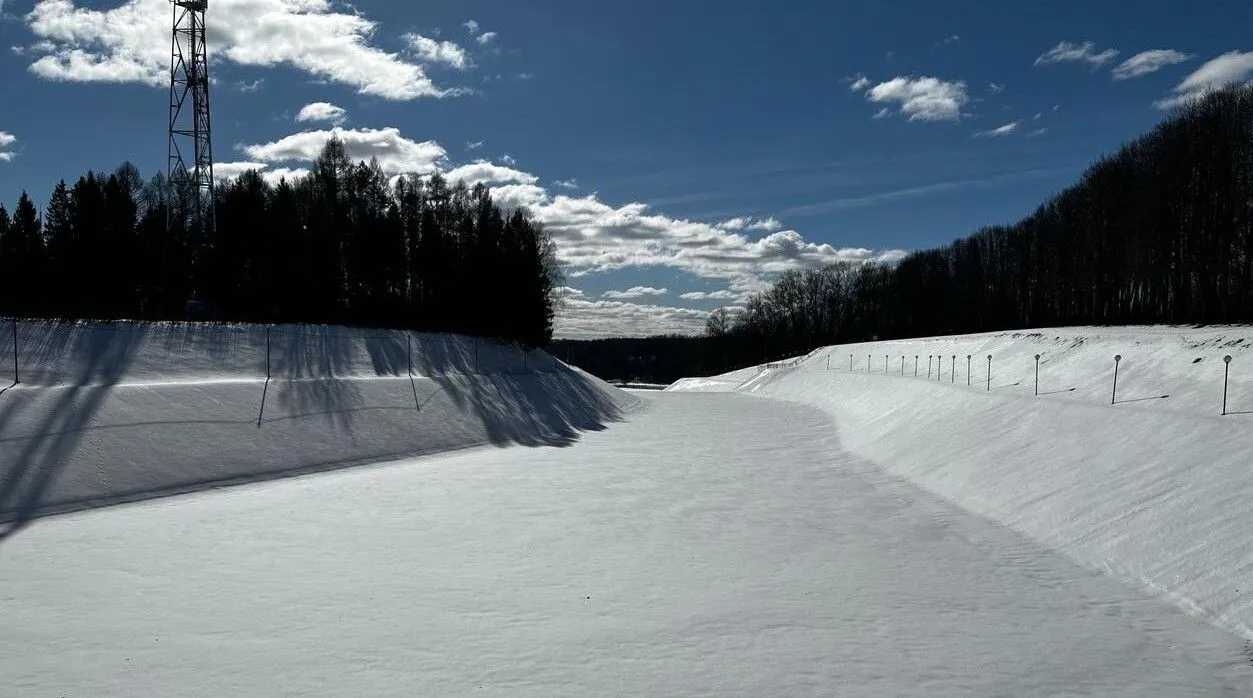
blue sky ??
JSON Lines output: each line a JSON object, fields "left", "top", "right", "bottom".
{"left": 1, "top": 0, "right": 1252, "bottom": 337}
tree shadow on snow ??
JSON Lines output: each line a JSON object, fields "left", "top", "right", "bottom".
{"left": 0, "top": 322, "right": 628, "bottom": 542}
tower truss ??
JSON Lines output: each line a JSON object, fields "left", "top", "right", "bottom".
{"left": 167, "top": 0, "right": 214, "bottom": 235}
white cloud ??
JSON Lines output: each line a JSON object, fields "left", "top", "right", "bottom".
{"left": 942, "top": 35, "right": 960, "bottom": 45}
{"left": 476, "top": 31, "right": 498, "bottom": 45}
{"left": 1155, "top": 50, "right": 1253, "bottom": 109}
{"left": 466, "top": 140, "right": 484, "bottom": 151}
{"left": 866, "top": 76, "right": 970, "bottom": 121}
{"left": 1112, "top": 49, "right": 1192, "bottom": 80}
{"left": 557, "top": 286, "right": 585, "bottom": 298}
{"left": 680, "top": 290, "right": 736, "bottom": 301}
{"left": 519, "top": 72, "right": 535, "bottom": 80}
{"left": 0, "top": 130, "right": 15, "bottom": 163}
{"left": 716, "top": 216, "right": 783, "bottom": 232}
{"left": 403, "top": 33, "right": 469, "bottom": 70}
{"left": 463, "top": 19, "right": 480, "bottom": 35}
{"left": 23, "top": 0, "right": 458, "bottom": 100}
{"left": 1026, "top": 128, "right": 1048, "bottom": 138}
{"left": 1034, "top": 41, "right": 1119, "bottom": 69}
{"left": 988, "top": 82, "right": 1005, "bottom": 94}
{"left": 871, "top": 107, "right": 891, "bottom": 120}
{"left": 442, "top": 160, "right": 538, "bottom": 188}
{"left": 295, "top": 101, "right": 347, "bottom": 126}
{"left": 240, "top": 126, "right": 448, "bottom": 176}
{"left": 554, "top": 298, "right": 711, "bottom": 339}
{"left": 974, "top": 121, "right": 1018, "bottom": 137}
{"left": 236, "top": 78, "right": 264, "bottom": 92}
{"left": 849, "top": 75, "right": 871, "bottom": 91}
{"left": 1032, "top": 112, "right": 1042, "bottom": 120}
{"left": 602, "top": 286, "right": 668, "bottom": 299}
{"left": 214, "top": 161, "right": 310, "bottom": 185}
{"left": 553, "top": 178, "right": 579, "bottom": 189}
{"left": 500, "top": 154, "right": 517, "bottom": 166}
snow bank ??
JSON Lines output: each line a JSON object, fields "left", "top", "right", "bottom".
{"left": 0, "top": 319, "right": 636, "bottom": 528}
{"left": 670, "top": 326, "right": 1253, "bottom": 639}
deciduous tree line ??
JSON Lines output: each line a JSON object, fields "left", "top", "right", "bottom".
{"left": 0, "top": 137, "right": 559, "bottom": 347}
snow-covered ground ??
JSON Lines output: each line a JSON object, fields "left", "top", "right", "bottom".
{"left": 4, "top": 391, "right": 1251, "bottom": 696}
{"left": 670, "top": 325, "right": 1253, "bottom": 642}
{"left": 0, "top": 320, "right": 636, "bottom": 528}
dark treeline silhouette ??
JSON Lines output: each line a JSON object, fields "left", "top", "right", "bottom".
{"left": 557, "top": 85, "right": 1253, "bottom": 383}
{"left": 0, "top": 137, "right": 558, "bottom": 347}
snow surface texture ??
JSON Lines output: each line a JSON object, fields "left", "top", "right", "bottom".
{"left": 0, "top": 320, "right": 637, "bottom": 531}
{"left": 669, "top": 325, "right": 1253, "bottom": 642}
{"left": 3, "top": 392, "right": 1251, "bottom": 696}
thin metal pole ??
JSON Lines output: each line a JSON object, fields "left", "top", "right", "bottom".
{"left": 849, "top": 354, "right": 853, "bottom": 371}
{"left": 987, "top": 355, "right": 992, "bottom": 392}
{"left": 914, "top": 356, "right": 918, "bottom": 378}
{"left": 884, "top": 355, "right": 888, "bottom": 374}
{"left": 1034, "top": 354, "right": 1040, "bottom": 396}
{"left": 951, "top": 355, "right": 955, "bottom": 383}
{"left": 928, "top": 355, "right": 932, "bottom": 379}
{"left": 1223, "top": 356, "right": 1232, "bottom": 415}
{"left": 867, "top": 354, "right": 871, "bottom": 374}
{"left": 1111, "top": 355, "right": 1121, "bottom": 405}
{"left": 967, "top": 355, "right": 971, "bottom": 386}
{"left": 901, "top": 356, "right": 905, "bottom": 376}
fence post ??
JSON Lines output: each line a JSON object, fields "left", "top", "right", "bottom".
{"left": 967, "top": 355, "right": 971, "bottom": 386}
{"left": 884, "top": 354, "right": 888, "bottom": 374}
{"left": 1111, "top": 355, "right": 1121, "bottom": 405}
{"left": 914, "top": 355, "right": 918, "bottom": 378}
{"left": 986, "top": 354, "right": 992, "bottom": 392}
{"left": 1034, "top": 354, "right": 1040, "bottom": 396}
{"left": 1223, "top": 355, "right": 1232, "bottom": 416}
{"left": 901, "top": 355, "right": 905, "bottom": 376}
{"left": 867, "top": 354, "right": 870, "bottom": 374}
{"left": 928, "top": 355, "right": 932, "bottom": 380}
{"left": 10, "top": 317, "right": 16, "bottom": 385}
{"left": 849, "top": 354, "right": 853, "bottom": 371}
{"left": 827, "top": 354, "right": 830, "bottom": 371}
{"left": 951, "top": 355, "right": 956, "bottom": 383}
{"left": 265, "top": 325, "right": 272, "bottom": 380}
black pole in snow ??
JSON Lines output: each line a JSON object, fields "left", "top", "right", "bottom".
{"left": 1223, "top": 356, "right": 1232, "bottom": 416}
{"left": 1111, "top": 355, "right": 1121, "bottom": 405}
{"left": 1034, "top": 354, "right": 1041, "bottom": 396}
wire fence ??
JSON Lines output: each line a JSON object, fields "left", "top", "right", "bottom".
{"left": 823, "top": 346, "right": 1245, "bottom": 417}
{"left": 0, "top": 317, "right": 561, "bottom": 391}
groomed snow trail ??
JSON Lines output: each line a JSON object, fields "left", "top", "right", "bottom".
{"left": 3, "top": 392, "right": 1251, "bottom": 696}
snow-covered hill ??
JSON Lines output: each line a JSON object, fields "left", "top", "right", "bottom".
{"left": 669, "top": 325, "right": 1253, "bottom": 639}
{"left": 0, "top": 319, "right": 636, "bottom": 529}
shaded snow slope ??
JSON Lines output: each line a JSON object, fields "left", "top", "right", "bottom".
{"left": 669, "top": 325, "right": 1253, "bottom": 640}
{"left": 0, "top": 320, "right": 636, "bottom": 530}
{"left": 3, "top": 392, "right": 1250, "bottom": 696}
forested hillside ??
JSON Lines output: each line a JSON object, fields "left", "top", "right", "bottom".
{"left": 558, "top": 85, "right": 1253, "bottom": 381}
{"left": 0, "top": 137, "right": 558, "bottom": 347}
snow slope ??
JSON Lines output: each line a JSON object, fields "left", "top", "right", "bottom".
{"left": 669, "top": 325, "right": 1253, "bottom": 640}
{"left": 0, "top": 319, "right": 636, "bottom": 529}
{"left": 3, "top": 392, "right": 1250, "bottom": 696}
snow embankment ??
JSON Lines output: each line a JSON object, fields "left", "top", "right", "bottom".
{"left": 0, "top": 320, "right": 636, "bottom": 527}
{"left": 670, "top": 326, "right": 1253, "bottom": 639}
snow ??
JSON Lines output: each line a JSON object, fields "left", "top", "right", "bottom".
{"left": 669, "top": 325, "right": 1253, "bottom": 642}
{"left": 4, "top": 391, "right": 1252, "bottom": 695}
{"left": 1, "top": 320, "right": 637, "bottom": 527}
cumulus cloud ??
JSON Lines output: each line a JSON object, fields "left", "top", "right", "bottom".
{"left": 1112, "top": 49, "right": 1192, "bottom": 80}
{"left": 403, "top": 33, "right": 469, "bottom": 70}
{"left": 466, "top": 140, "right": 484, "bottom": 151}
{"left": 1034, "top": 41, "right": 1119, "bottom": 69}
{"left": 554, "top": 298, "right": 711, "bottom": 339}
{"left": 1155, "top": 50, "right": 1253, "bottom": 109}
{"left": 463, "top": 19, "right": 480, "bottom": 35}
{"left": 214, "top": 161, "right": 309, "bottom": 185}
{"left": 974, "top": 121, "right": 1018, "bottom": 137}
{"left": 848, "top": 75, "right": 871, "bottom": 91}
{"left": 476, "top": 31, "right": 498, "bottom": 45}
{"left": 866, "top": 76, "right": 970, "bottom": 121}
{"left": 715, "top": 216, "right": 783, "bottom": 232}
{"left": 0, "top": 130, "right": 16, "bottom": 162}
{"left": 295, "top": 101, "right": 347, "bottom": 126}
{"left": 22, "top": 0, "right": 460, "bottom": 100}
{"left": 240, "top": 126, "right": 448, "bottom": 176}
{"left": 679, "top": 290, "right": 736, "bottom": 301}
{"left": 442, "top": 160, "right": 538, "bottom": 188}
{"left": 553, "top": 178, "right": 579, "bottom": 190}
{"left": 602, "top": 286, "right": 668, "bottom": 299}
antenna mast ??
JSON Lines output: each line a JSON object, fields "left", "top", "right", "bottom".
{"left": 168, "top": 0, "right": 214, "bottom": 236}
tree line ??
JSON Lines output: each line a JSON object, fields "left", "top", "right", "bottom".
{"left": 0, "top": 137, "right": 559, "bottom": 347}
{"left": 557, "top": 84, "right": 1253, "bottom": 382}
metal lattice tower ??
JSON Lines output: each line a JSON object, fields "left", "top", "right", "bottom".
{"left": 167, "top": 0, "right": 214, "bottom": 235}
